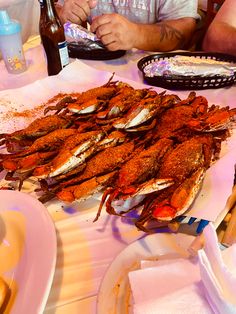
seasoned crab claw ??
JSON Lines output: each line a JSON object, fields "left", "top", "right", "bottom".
{"left": 96, "top": 86, "right": 149, "bottom": 120}
{"left": 68, "top": 98, "right": 108, "bottom": 114}
{"left": 2, "top": 151, "right": 57, "bottom": 173}
{"left": 33, "top": 130, "right": 105, "bottom": 178}
{"left": 132, "top": 177, "right": 174, "bottom": 197}
{"left": 112, "top": 92, "right": 179, "bottom": 130}
{"left": 133, "top": 135, "right": 216, "bottom": 230}
{"left": 96, "top": 130, "right": 127, "bottom": 149}
{"left": 112, "top": 95, "right": 162, "bottom": 129}
{"left": 56, "top": 171, "right": 116, "bottom": 203}
{"left": 29, "top": 128, "right": 77, "bottom": 151}
{"left": 151, "top": 167, "right": 206, "bottom": 221}
{"left": 44, "top": 96, "right": 77, "bottom": 115}
{"left": 0, "top": 115, "right": 72, "bottom": 142}
{"left": 187, "top": 106, "right": 236, "bottom": 132}
{"left": 8, "top": 128, "right": 77, "bottom": 158}
{"left": 67, "top": 78, "right": 120, "bottom": 114}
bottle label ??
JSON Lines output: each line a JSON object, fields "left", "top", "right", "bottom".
{"left": 58, "top": 41, "right": 69, "bottom": 68}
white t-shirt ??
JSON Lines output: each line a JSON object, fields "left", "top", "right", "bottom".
{"left": 58, "top": 0, "right": 199, "bottom": 24}
{"left": 90, "top": 0, "right": 199, "bottom": 23}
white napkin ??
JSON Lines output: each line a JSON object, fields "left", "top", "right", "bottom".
{"left": 198, "top": 223, "right": 236, "bottom": 314}
{"left": 128, "top": 223, "right": 236, "bottom": 314}
{"left": 128, "top": 258, "right": 213, "bottom": 314}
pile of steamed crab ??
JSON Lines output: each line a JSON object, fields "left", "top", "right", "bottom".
{"left": 0, "top": 76, "right": 235, "bottom": 231}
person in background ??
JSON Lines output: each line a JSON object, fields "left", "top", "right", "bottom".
{"left": 56, "top": 0, "right": 199, "bottom": 52}
{"left": 202, "top": 0, "right": 236, "bottom": 56}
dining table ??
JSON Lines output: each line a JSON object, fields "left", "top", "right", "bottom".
{"left": 0, "top": 35, "right": 236, "bottom": 314}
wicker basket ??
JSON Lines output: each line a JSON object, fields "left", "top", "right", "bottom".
{"left": 137, "top": 52, "right": 236, "bottom": 90}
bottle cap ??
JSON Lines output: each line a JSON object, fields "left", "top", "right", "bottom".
{"left": 0, "top": 10, "right": 21, "bottom": 36}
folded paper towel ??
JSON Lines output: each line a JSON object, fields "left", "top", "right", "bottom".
{"left": 128, "top": 257, "right": 213, "bottom": 314}
{"left": 198, "top": 223, "right": 236, "bottom": 314}
{"left": 128, "top": 223, "right": 236, "bottom": 314}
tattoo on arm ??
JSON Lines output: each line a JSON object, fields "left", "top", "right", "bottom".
{"left": 158, "top": 23, "right": 186, "bottom": 49}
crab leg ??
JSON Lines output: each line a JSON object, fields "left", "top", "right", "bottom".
{"left": 112, "top": 92, "right": 178, "bottom": 130}
{"left": 94, "top": 187, "right": 116, "bottom": 222}
{"left": 97, "top": 87, "right": 148, "bottom": 120}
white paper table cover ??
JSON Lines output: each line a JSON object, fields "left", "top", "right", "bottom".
{"left": 0, "top": 43, "right": 236, "bottom": 313}
{"left": 0, "top": 59, "right": 235, "bottom": 222}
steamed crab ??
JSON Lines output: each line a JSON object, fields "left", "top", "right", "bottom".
{"left": 93, "top": 138, "right": 175, "bottom": 222}
{"left": 39, "top": 140, "right": 136, "bottom": 203}
{"left": 92, "top": 134, "right": 219, "bottom": 231}
{"left": 0, "top": 115, "right": 73, "bottom": 153}
{"left": 134, "top": 135, "right": 218, "bottom": 230}
{"left": 112, "top": 92, "right": 180, "bottom": 131}
{"left": 43, "top": 74, "right": 119, "bottom": 115}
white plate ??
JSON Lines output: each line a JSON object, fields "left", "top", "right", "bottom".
{"left": 97, "top": 233, "right": 194, "bottom": 314}
{"left": 0, "top": 190, "right": 57, "bottom": 314}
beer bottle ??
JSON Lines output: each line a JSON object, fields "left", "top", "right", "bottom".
{"left": 39, "top": 0, "right": 69, "bottom": 76}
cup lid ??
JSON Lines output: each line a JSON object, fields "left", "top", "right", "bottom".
{"left": 0, "top": 10, "right": 21, "bottom": 35}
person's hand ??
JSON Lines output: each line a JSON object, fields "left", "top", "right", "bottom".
{"left": 90, "top": 13, "right": 139, "bottom": 51}
{"left": 59, "top": 0, "right": 97, "bottom": 25}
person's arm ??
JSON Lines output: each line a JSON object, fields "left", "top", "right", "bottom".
{"left": 202, "top": 0, "right": 236, "bottom": 55}
{"left": 90, "top": 14, "right": 196, "bottom": 51}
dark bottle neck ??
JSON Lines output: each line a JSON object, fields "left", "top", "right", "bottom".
{"left": 39, "top": 0, "right": 57, "bottom": 19}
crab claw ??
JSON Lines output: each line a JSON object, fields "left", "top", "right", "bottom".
{"left": 152, "top": 167, "right": 206, "bottom": 221}
{"left": 96, "top": 130, "right": 127, "bottom": 149}
{"left": 113, "top": 96, "right": 162, "bottom": 129}
{"left": 187, "top": 107, "right": 236, "bottom": 132}
{"left": 132, "top": 177, "right": 174, "bottom": 197}
{"left": 33, "top": 131, "right": 105, "bottom": 178}
{"left": 152, "top": 201, "right": 177, "bottom": 220}
{"left": 44, "top": 96, "right": 77, "bottom": 115}
{"left": 2, "top": 151, "right": 56, "bottom": 173}
{"left": 33, "top": 164, "right": 51, "bottom": 178}
{"left": 5, "top": 115, "right": 72, "bottom": 141}
{"left": 68, "top": 98, "right": 106, "bottom": 114}
{"left": 57, "top": 171, "right": 116, "bottom": 203}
